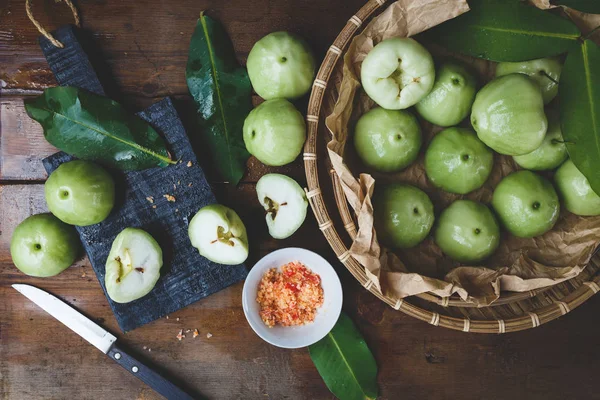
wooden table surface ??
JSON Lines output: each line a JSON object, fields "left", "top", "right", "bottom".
{"left": 2, "top": 1, "right": 600, "bottom": 399}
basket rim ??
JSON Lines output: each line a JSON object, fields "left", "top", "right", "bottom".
{"left": 301, "top": 0, "right": 600, "bottom": 332}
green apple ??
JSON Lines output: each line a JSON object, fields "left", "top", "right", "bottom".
{"left": 415, "top": 62, "right": 477, "bottom": 127}
{"left": 256, "top": 173, "right": 308, "bottom": 239}
{"left": 373, "top": 183, "right": 434, "bottom": 249}
{"left": 513, "top": 115, "right": 567, "bottom": 171}
{"left": 353, "top": 107, "right": 422, "bottom": 173}
{"left": 188, "top": 204, "right": 249, "bottom": 265}
{"left": 435, "top": 200, "right": 500, "bottom": 263}
{"left": 247, "top": 31, "right": 316, "bottom": 100}
{"left": 471, "top": 74, "right": 547, "bottom": 156}
{"left": 10, "top": 213, "right": 79, "bottom": 277}
{"left": 105, "top": 228, "right": 163, "bottom": 304}
{"left": 243, "top": 99, "right": 306, "bottom": 166}
{"left": 45, "top": 160, "right": 115, "bottom": 226}
{"left": 361, "top": 37, "right": 435, "bottom": 110}
{"left": 555, "top": 159, "right": 600, "bottom": 216}
{"left": 496, "top": 57, "right": 561, "bottom": 104}
{"left": 492, "top": 171, "right": 560, "bottom": 238}
{"left": 425, "top": 127, "right": 493, "bottom": 194}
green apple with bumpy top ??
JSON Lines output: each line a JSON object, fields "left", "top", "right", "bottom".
{"left": 256, "top": 174, "right": 308, "bottom": 239}
{"left": 471, "top": 74, "right": 547, "bottom": 156}
{"left": 492, "top": 171, "right": 559, "bottom": 238}
{"left": 243, "top": 99, "right": 306, "bottom": 166}
{"left": 435, "top": 200, "right": 500, "bottom": 263}
{"left": 354, "top": 107, "right": 422, "bottom": 173}
{"left": 374, "top": 183, "right": 434, "bottom": 249}
{"left": 188, "top": 204, "right": 249, "bottom": 265}
{"left": 425, "top": 127, "right": 493, "bottom": 194}
{"left": 247, "top": 31, "right": 316, "bottom": 100}
{"left": 496, "top": 57, "right": 561, "bottom": 104}
{"left": 45, "top": 160, "right": 115, "bottom": 226}
{"left": 513, "top": 115, "right": 567, "bottom": 171}
{"left": 361, "top": 37, "right": 435, "bottom": 110}
{"left": 10, "top": 213, "right": 79, "bottom": 277}
{"left": 415, "top": 62, "right": 477, "bottom": 127}
{"left": 105, "top": 228, "right": 163, "bottom": 303}
{"left": 555, "top": 160, "right": 600, "bottom": 216}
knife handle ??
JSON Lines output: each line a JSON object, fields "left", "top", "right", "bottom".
{"left": 108, "top": 344, "right": 196, "bottom": 400}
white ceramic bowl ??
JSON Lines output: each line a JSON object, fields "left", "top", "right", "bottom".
{"left": 242, "top": 247, "right": 343, "bottom": 349}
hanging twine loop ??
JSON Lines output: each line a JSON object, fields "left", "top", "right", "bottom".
{"left": 25, "top": 0, "right": 81, "bottom": 48}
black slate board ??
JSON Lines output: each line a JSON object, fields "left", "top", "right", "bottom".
{"left": 40, "top": 25, "right": 247, "bottom": 332}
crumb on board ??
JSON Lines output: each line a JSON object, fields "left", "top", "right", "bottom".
{"left": 206, "top": 332, "right": 213, "bottom": 339}
{"left": 188, "top": 183, "right": 193, "bottom": 187}
{"left": 175, "top": 208, "right": 179, "bottom": 213}
{"left": 176, "top": 317, "right": 180, "bottom": 321}
{"left": 178, "top": 180, "right": 181, "bottom": 185}
{"left": 173, "top": 184, "right": 177, "bottom": 191}
{"left": 193, "top": 329, "right": 199, "bottom": 338}
{"left": 143, "top": 346, "right": 147, "bottom": 350}
{"left": 163, "top": 194, "right": 176, "bottom": 202}
{"left": 186, "top": 329, "right": 191, "bottom": 333}
{"left": 146, "top": 196, "right": 154, "bottom": 203}
{"left": 81, "top": 272, "right": 86, "bottom": 278}
{"left": 152, "top": 205, "right": 157, "bottom": 209}
{"left": 187, "top": 161, "right": 192, "bottom": 167}
{"left": 148, "top": 348, "right": 151, "bottom": 352}
{"left": 176, "top": 329, "right": 185, "bottom": 341}
{"left": 166, "top": 315, "right": 169, "bottom": 319}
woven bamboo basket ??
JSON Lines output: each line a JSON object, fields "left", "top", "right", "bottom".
{"left": 302, "top": 0, "right": 600, "bottom": 333}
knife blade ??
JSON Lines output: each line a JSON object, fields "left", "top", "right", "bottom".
{"left": 13, "top": 284, "right": 117, "bottom": 352}
{"left": 12, "top": 284, "right": 196, "bottom": 400}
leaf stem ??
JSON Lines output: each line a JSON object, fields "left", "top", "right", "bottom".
{"left": 583, "top": 25, "right": 600, "bottom": 41}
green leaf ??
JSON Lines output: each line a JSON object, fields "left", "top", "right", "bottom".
{"left": 186, "top": 13, "right": 252, "bottom": 185}
{"left": 309, "top": 313, "right": 378, "bottom": 400}
{"left": 560, "top": 39, "right": 600, "bottom": 194}
{"left": 551, "top": 0, "right": 600, "bottom": 14}
{"left": 24, "top": 86, "right": 174, "bottom": 170}
{"left": 420, "top": 0, "right": 581, "bottom": 61}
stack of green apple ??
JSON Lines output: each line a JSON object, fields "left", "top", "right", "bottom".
{"left": 188, "top": 31, "right": 316, "bottom": 265}
{"left": 357, "top": 37, "right": 600, "bottom": 264}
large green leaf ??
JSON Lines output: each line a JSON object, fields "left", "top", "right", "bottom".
{"left": 24, "top": 86, "right": 174, "bottom": 170}
{"left": 552, "top": 0, "right": 600, "bottom": 14}
{"left": 420, "top": 0, "right": 581, "bottom": 61}
{"left": 560, "top": 40, "right": 600, "bottom": 194}
{"left": 309, "top": 313, "right": 378, "bottom": 400}
{"left": 186, "top": 13, "right": 252, "bottom": 185}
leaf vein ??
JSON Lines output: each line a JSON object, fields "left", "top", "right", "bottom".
{"left": 470, "top": 25, "right": 579, "bottom": 40}
{"left": 42, "top": 107, "right": 173, "bottom": 165}
{"left": 328, "top": 332, "right": 365, "bottom": 396}
{"left": 200, "top": 15, "right": 235, "bottom": 178}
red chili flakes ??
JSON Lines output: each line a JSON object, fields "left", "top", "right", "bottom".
{"left": 256, "top": 262, "right": 324, "bottom": 328}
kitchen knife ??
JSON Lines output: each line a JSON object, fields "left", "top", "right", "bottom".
{"left": 12, "top": 284, "right": 196, "bottom": 400}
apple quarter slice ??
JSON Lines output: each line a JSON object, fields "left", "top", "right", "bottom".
{"left": 188, "top": 204, "right": 249, "bottom": 265}
{"left": 105, "top": 228, "right": 163, "bottom": 304}
{"left": 256, "top": 174, "right": 308, "bottom": 239}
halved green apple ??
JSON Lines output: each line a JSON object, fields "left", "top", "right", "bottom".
{"left": 188, "top": 204, "right": 249, "bottom": 265}
{"left": 256, "top": 174, "right": 308, "bottom": 239}
{"left": 105, "top": 228, "right": 163, "bottom": 304}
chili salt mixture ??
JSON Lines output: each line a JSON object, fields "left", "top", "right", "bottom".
{"left": 257, "top": 261, "right": 324, "bottom": 327}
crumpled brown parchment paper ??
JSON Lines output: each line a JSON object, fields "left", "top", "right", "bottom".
{"left": 325, "top": 0, "right": 600, "bottom": 305}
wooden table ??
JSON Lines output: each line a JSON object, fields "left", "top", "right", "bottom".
{"left": 2, "top": 1, "right": 600, "bottom": 399}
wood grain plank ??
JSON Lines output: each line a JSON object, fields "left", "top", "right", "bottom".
{"left": 0, "top": 0, "right": 366, "bottom": 96}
